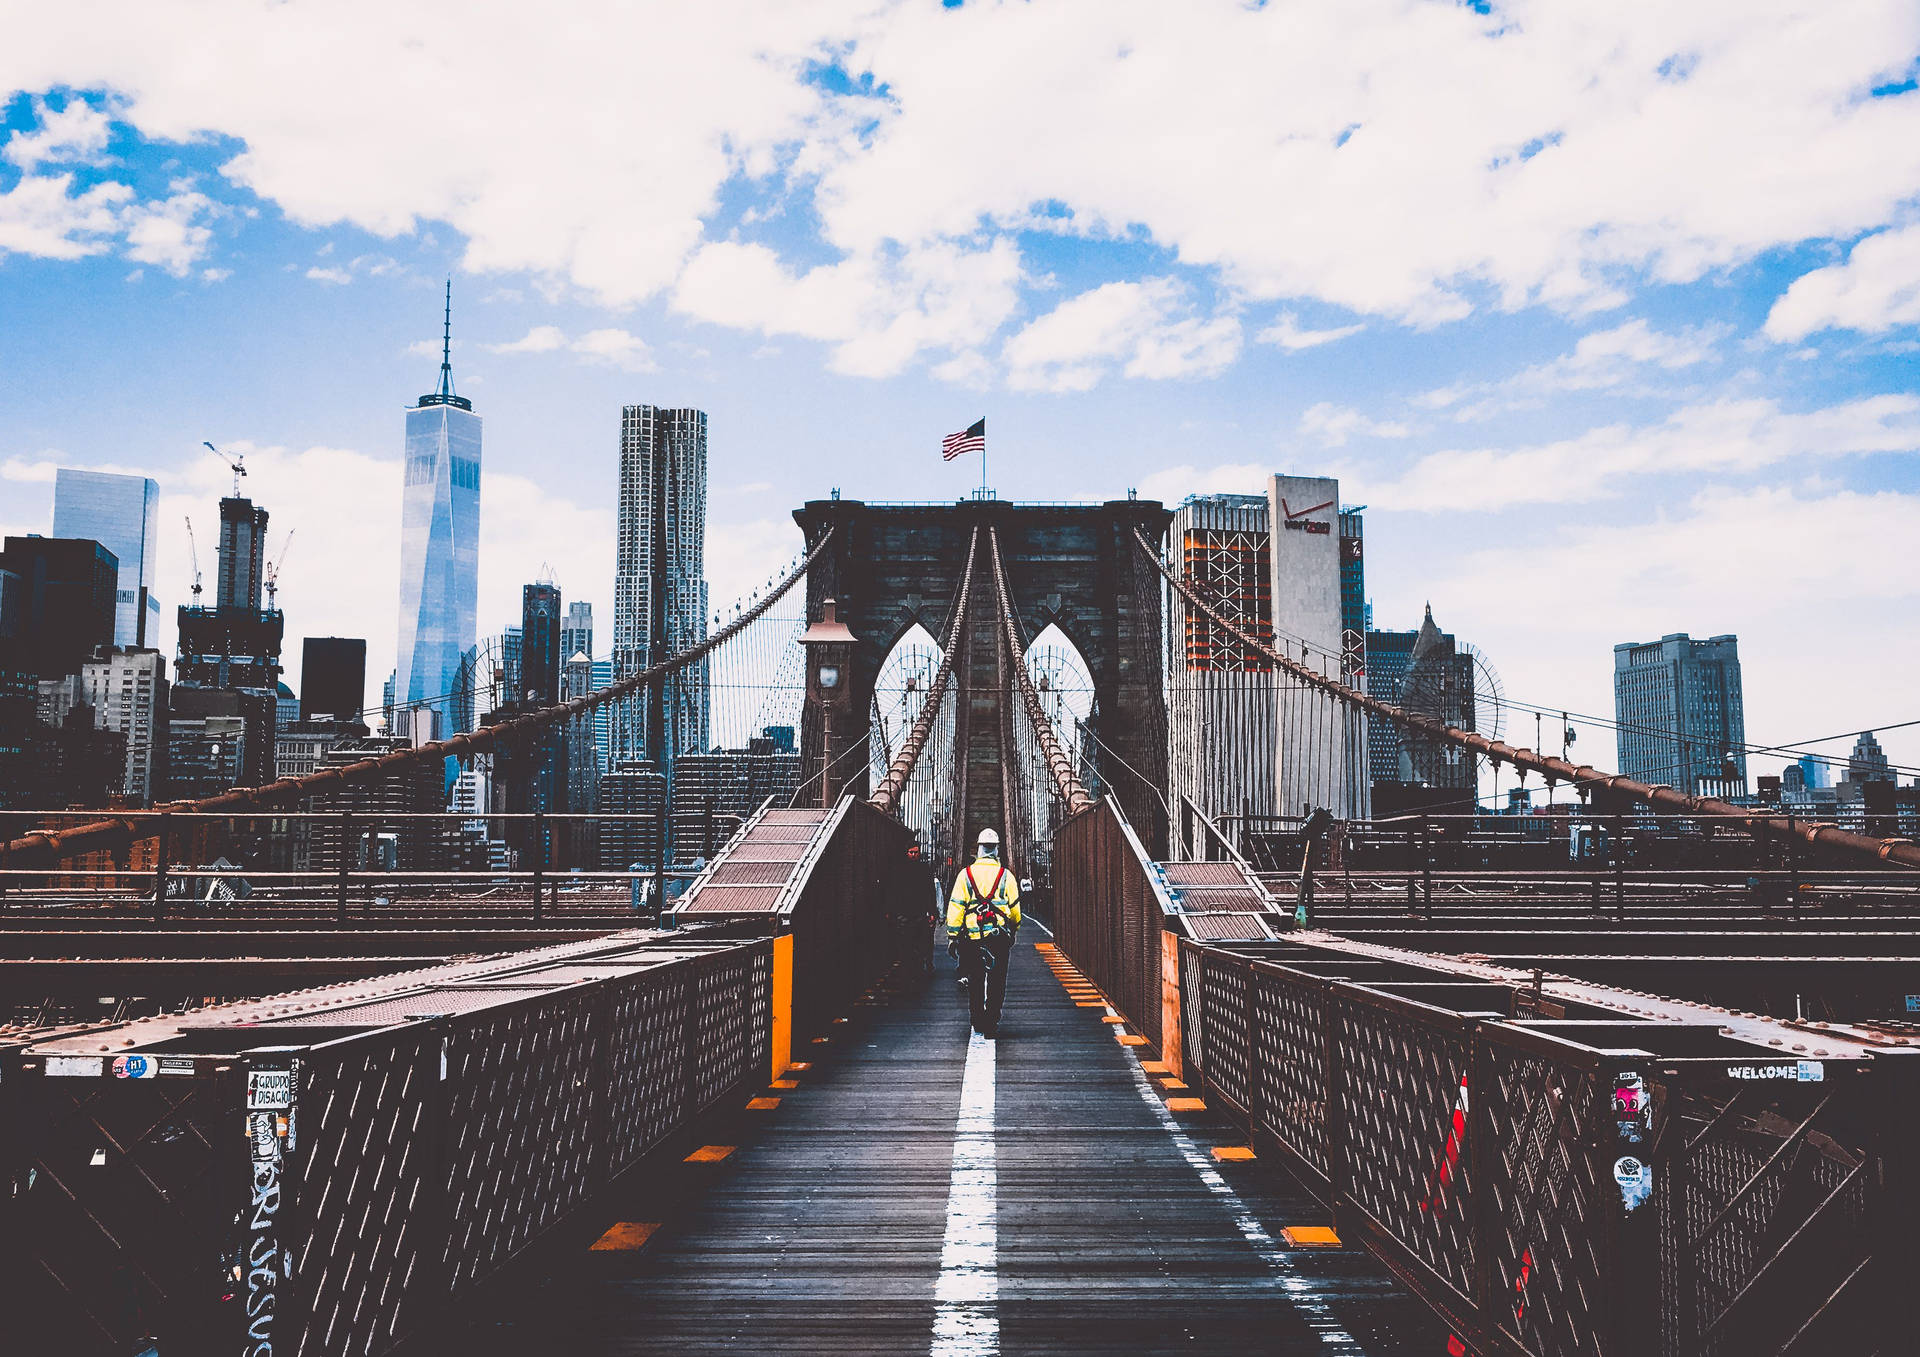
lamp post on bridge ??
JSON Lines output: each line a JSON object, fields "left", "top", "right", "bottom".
{"left": 803, "top": 598, "right": 858, "bottom": 805}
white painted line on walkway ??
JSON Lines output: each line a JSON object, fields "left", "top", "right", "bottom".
{"left": 1026, "top": 916, "right": 1054, "bottom": 938}
{"left": 1122, "top": 1055, "right": 1365, "bottom": 1352}
{"left": 931, "top": 1030, "right": 998, "bottom": 1356}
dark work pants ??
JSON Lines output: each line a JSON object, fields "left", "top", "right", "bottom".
{"left": 959, "top": 933, "right": 1014, "bottom": 1033}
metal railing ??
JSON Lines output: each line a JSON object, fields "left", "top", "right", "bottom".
{"left": 1052, "top": 792, "right": 1919, "bottom": 1356}
{"left": 1177, "top": 939, "right": 1915, "bottom": 1356}
{"left": 1, "top": 931, "right": 774, "bottom": 1356}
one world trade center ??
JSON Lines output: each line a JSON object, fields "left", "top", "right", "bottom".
{"left": 395, "top": 281, "right": 481, "bottom": 741}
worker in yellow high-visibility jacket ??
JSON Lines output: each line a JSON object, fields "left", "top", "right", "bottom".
{"left": 946, "top": 828, "right": 1022, "bottom": 1038}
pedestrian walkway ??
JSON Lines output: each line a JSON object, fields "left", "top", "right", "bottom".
{"left": 434, "top": 935, "right": 1444, "bottom": 1355}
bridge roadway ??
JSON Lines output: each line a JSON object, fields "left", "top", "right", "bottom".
{"left": 433, "top": 932, "right": 1443, "bottom": 1355}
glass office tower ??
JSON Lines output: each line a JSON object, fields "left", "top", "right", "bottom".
{"left": 395, "top": 283, "right": 482, "bottom": 739}
{"left": 52, "top": 468, "right": 161, "bottom": 648}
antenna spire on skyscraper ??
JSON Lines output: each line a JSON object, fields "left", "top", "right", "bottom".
{"left": 438, "top": 278, "right": 456, "bottom": 400}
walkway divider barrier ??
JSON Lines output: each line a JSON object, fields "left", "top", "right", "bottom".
{"left": 1054, "top": 794, "right": 1920, "bottom": 1357}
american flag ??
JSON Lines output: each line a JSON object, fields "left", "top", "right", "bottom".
{"left": 941, "top": 417, "right": 985, "bottom": 462}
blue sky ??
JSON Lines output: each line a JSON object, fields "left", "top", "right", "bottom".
{"left": 3, "top": 1, "right": 1918, "bottom": 782}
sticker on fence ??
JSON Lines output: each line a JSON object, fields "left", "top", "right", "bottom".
{"left": 248, "top": 1069, "right": 293, "bottom": 1109}
{"left": 112, "top": 1054, "right": 156, "bottom": 1079}
{"left": 1725, "top": 1061, "right": 1822, "bottom": 1082}
{"left": 45, "top": 1056, "right": 104, "bottom": 1078}
{"left": 1613, "top": 1155, "right": 1653, "bottom": 1213}
{"left": 1613, "top": 1071, "right": 1649, "bottom": 1145}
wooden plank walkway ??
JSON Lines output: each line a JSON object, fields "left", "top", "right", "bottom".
{"left": 433, "top": 932, "right": 1445, "bottom": 1356}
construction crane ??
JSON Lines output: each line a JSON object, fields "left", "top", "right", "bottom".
{"left": 184, "top": 516, "right": 203, "bottom": 603}
{"left": 264, "top": 529, "right": 296, "bottom": 611}
{"left": 204, "top": 440, "right": 246, "bottom": 496}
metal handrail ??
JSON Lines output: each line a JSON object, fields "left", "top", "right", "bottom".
{"left": 2, "top": 527, "right": 833, "bottom": 867}
{"left": 1136, "top": 526, "right": 1920, "bottom": 874}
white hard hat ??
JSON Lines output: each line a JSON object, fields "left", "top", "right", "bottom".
{"left": 977, "top": 828, "right": 1000, "bottom": 846}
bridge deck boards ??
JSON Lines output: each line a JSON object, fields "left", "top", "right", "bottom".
{"left": 436, "top": 934, "right": 1443, "bottom": 1355}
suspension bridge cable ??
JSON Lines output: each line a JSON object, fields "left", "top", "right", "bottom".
{"left": 1132, "top": 526, "right": 1920, "bottom": 874}
{"left": 870, "top": 525, "right": 981, "bottom": 815}
{"left": 6, "top": 527, "right": 837, "bottom": 867}
{"left": 987, "top": 525, "right": 1094, "bottom": 814}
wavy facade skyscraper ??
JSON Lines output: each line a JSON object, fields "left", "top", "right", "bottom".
{"left": 395, "top": 282, "right": 481, "bottom": 740}
{"left": 611, "top": 405, "right": 708, "bottom": 770}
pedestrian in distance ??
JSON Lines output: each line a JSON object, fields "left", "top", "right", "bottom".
{"left": 946, "top": 827, "right": 1022, "bottom": 1038}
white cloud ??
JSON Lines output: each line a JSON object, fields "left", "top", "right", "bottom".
{"left": 1256, "top": 312, "right": 1365, "bottom": 351}
{"left": 0, "top": 173, "right": 130, "bottom": 260}
{"left": 481, "top": 323, "right": 656, "bottom": 370}
{"left": 9, "top": 3, "right": 1910, "bottom": 378}
{"left": 484, "top": 324, "right": 566, "bottom": 354}
{"left": 1348, "top": 393, "right": 1920, "bottom": 512}
{"left": 821, "top": 2, "right": 1920, "bottom": 322}
{"left": 674, "top": 238, "right": 1022, "bottom": 377}
{"left": 1419, "top": 318, "right": 1724, "bottom": 418}
{"left": 1299, "top": 401, "right": 1412, "bottom": 447}
{"left": 1004, "top": 278, "right": 1240, "bottom": 392}
{"left": 122, "top": 189, "right": 214, "bottom": 275}
{"left": 201, "top": 266, "right": 230, "bottom": 282}
{"left": 405, "top": 339, "right": 441, "bottom": 358}
{"left": 1765, "top": 223, "right": 1920, "bottom": 341}
{"left": 1135, "top": 461, "right": 1271, "bottom": 505}
{"left": 570, "top": 327, "right": 656, "bottom": 372}
{"left": 1412, "top": 485, "right": 1920, "bottom": 781}
{"left": 304, "top": 265, "right": 351, "bottom": 284}
{"left": 2, "top": 98, "right": 111, "bottom": 170}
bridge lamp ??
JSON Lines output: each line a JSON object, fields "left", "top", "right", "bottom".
{"left": 802, "top": 598, "right": 859, "bottom": 804}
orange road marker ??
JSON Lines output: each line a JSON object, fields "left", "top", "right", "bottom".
{"left": 1140, "top": 1061, "right": 1170, "bottom": 1074}
{"left": 1117, "top": 1034, "right": 1148, "bottom": 1046}
{"left": 1101, "top": 1015, "right": 1126, "bottom": 1024}
{"left": 685, "top": 1146, "right": 736, "bottom": 1163}
{"left": 1160, "top": 1079, "right": 1189, "bottom": 1090}
{"left": 786, "top": 1062, "right": 812, "bottom": 1073}
{"left": 770, "top": 1079, "right": 799, "bottom": 1090}
{"left": 747, "top": 1097, "right": 781, "bottom": 1110}
{"left": 1165, "top": 1097, "right": 1206, "bottom": 1112}
{"left": 1212, "top": 1146, "right": 1257, "bottom": 1162}
{"left": 1282, "top": 1226, "right": 1342, "bottom": 1248}
{"left": 1075, "top": 1002, "right": 1107, "bottom": 1008}
{"left": 589, "top": 1221, "right": 660, "bottom": 1251}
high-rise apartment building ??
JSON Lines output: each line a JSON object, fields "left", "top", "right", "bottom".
{"left": 0, "top": 536, "right": 118, "bottom": 678}
{"left": 612, "top": 405, "right": 709, "bottom": 770}
{"left": 1844, "top": 731, "right": 1891, "bottom": 785}
{"left": 80, "top": 648, "right": 169, "bottom": 803}
{"left": 561, "top": 601, "right": 593, "bottom": 669}
{"left": 563, "top": 647, "right": 599, "bottom": 819}
{"left": 500, "top": 626, "right": 522, "bottom": 708}
{"left": 669, "top": 734, "right": 801, "bottom": 863}
{"left": 1397, "top": 606, "right": 1478, "bottom": 792}
{"left": 1613, "top": 633, "right": 1747, "bottom": 799}
{"left": 520, "top": 583, "right": 560, "bottom": 706}
{"left": 300, "top": 637, "right": 367, "bottom": 722}
{"left": 53, "top": 469, "right": 161, "bottom": 648}
{"left": 395, "top": 283, "right": 482, "bottom": 738}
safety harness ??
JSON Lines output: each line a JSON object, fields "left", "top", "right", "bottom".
{"left": 961, "top": 862, "right": 1012, "bottom": 937}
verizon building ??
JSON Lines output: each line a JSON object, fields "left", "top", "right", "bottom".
{"left": 1268, "top": 474, "right": 1366, "bottom": 820}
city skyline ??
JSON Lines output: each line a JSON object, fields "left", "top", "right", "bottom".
{"left": 2, "top": 6, "right": 1917, "bottom": 783}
